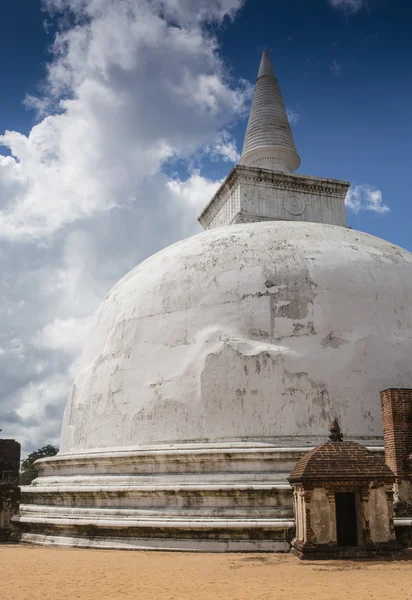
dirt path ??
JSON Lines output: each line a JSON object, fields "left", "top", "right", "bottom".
{"left": 1, "top": 545, "right": 412, "bottom": 600}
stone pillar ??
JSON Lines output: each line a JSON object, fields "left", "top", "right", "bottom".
{"left": 0, "top": 439, "right": 21, "bottom": 541}
{"left": 380, "top": 389, "right": 412, "bottom": 517}
{"left": 357, "top": 487, "right": 370, "bottom": 546}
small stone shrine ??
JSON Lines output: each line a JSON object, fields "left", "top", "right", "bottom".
{"left": 0, "top": 439, "right": 21, "bottom": 541}
{"left": 288, "top": 421, "right": 401, "bottom": 558}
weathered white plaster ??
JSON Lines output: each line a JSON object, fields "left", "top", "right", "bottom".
{"left": 16, "top": 444, "right": 406, "bottom": 550}
{"left": 60, "top": 221, "right": 412, "bottom": 453}
{"left": 32, "top": 444, "right": 310, "bottom": 480}
{"left": 16, "top": 532, "right": 292, "bottom": 553}
{"left": 14, "top": 444, "right": 300, "bottom": 551}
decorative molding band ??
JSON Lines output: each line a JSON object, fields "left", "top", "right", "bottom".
{"left": 198, "top": 165, "right": 350, "bottom": 229}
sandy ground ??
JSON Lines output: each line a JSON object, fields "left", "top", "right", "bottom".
{"left": 1, "top": 545, "right": 412, "bottom": 600}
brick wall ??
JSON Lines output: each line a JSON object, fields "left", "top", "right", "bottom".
{"left": 0, "top": 439, "right": 21, "bottom": 541}
{"left": 381, "top": 389, "right": 412, "bottom": 478}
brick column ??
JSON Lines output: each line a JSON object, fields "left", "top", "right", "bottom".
{"left": 381, "top": 389, "right": 412, "bottom": 518}
{"left": 380, "top": 389, "right": 412, "bottom": 478}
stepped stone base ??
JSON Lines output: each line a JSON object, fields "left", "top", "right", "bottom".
{"left": 291, "top": 542, "right": 406, "bottom": 560}
{"left": 12, "top": 442, "right": 411, "bottom": 552}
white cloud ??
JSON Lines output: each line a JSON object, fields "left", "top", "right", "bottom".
{"left": 0, "top": 0, "right": 247, "bottom": 242}
{"left": 35, "top": 317, "right": 93, "bottom": 354}
{"left": 204, "top": 130, "right": 241, "bottom": 163}
{"left": 0, "top": 0, "right": 247, "bottom": 453}
{"left": 168, "top": 172, "right": 222, "bottom": 213}
{"left": 345, "top": 184, "right": 389, "bottom": 214}
{"left": 328, "top": 0, "right": 367, "bottom": 13}
{"left": 286, "top": 108, "right": 300, "bottom": 125}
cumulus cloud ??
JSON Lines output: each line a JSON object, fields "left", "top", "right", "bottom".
{"left": 328, "top": 0, "right": 367, "bottom": 13}
{"left": 168, "top": 172, "right": 222, "bottom": 213}
{"left": 34, "top": 317, "right": 93, "bottom": 354}
{"left": 204, "top": 130, "right": 241, "bottom": 163}
{"left": 345, "top": 184, "right": 389, "bottom": 214}
{"left": 0, "top": 0, "right": 247, "bottom": 453}
{"left": 0, "top": 0, "right": 247, "bottom": 242}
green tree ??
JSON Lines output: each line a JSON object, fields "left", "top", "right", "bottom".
{"left": 20, "top": 444, "right": 59, "bottom": 484}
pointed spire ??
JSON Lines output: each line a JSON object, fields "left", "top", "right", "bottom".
{"left": 240, "top": 50, "right": 300, "bottom": 174}
{"left": 258, "top": 50, "right": 275, "bottom": 78}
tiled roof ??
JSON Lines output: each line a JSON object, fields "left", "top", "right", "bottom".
{"left": 288, "top": 440, "right": 395, "bottom": 483}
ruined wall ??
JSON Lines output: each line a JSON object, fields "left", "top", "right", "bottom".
{"left": 0, "top": 439, "right": 21, "bottom": 541}
{"left": 381, "top": 389, "right": 412, "bottom": 517}
{"left": 381, "top": 389, "right": 412, "bottom": 478}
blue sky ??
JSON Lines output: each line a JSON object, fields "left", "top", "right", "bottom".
{"left": 0, "top": 0, "right": 411, "bottom": 451}
{"left": 0, "top": 1, "right": 51, "bottom": 134}
{"left": 1, "top": 0, "right": 411, "bottom": 248}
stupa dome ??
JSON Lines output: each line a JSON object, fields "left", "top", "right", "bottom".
{"left": 17, "top": 50, "right": 412, "bottom": 553}
{"left": 60, "top": 220, "right": 412, "bottom": 453}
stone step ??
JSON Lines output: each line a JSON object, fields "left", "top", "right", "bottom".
{"left": 15, "top": 531, "right": 292, "bottom": 552}
{"left": 34, "top": 446, "right": 313, "bottom": 478}
{"left": 19, "top": 504, "right": 294, "bottom": 519}
{"left": 21, "top": 482, "right": 293, "bottom": 511}
{"left": 14, "top": 443, "right": 390, "bottom": 552}
{"left": 15, "top": 513, "right": 295, "bottom": 529}
{"left": 13, "top": 513, "right": 295, "bottom": 553}
{"left": 32, "top": 472, "right": 292, "bottom": 486}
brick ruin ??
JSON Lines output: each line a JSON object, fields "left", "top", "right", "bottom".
{"left": 381, "top": 389, "right": 412, "bottom": 509}
{"left": 0, "top": 439, "right": 21, "bottom": 541}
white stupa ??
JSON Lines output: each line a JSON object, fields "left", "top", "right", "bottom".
{"left": 16, "top": 51, "right": 412, "bottom": 551}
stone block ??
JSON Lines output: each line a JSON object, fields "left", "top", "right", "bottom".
{"left": 198, "top": 166, "right": 349, "bottom": 229}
